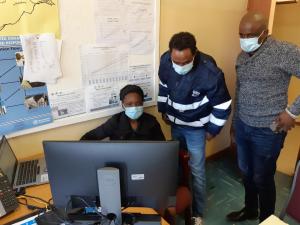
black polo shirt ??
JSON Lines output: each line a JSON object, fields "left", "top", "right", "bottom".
{"left": 80, "top": 112, "right": 165, "bottom": 141}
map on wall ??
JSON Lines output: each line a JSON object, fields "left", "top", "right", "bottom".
{"left": 0, "top": 0, "right": 60, "bottom": 37}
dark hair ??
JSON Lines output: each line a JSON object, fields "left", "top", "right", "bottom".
{"left": 119, "top": 85, "right": 144, "bottom": 102}
{"left": 169, "top": 32, "right": 197, "bottom": 54}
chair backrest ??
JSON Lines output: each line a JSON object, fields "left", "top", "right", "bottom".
{"left": 280, "top": 161, "right": 300, "bottom": 222}
{"left": 179, "top": 149, "right": 190, "bottom": 186}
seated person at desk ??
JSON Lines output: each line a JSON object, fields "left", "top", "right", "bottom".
{"left": 81, "top": 84, "right": 165, "bottom": 141}
{"left": 81, "top": 84, "right": 191, "bottom": 223}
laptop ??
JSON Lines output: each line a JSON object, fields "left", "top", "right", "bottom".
{"left": 0, "top": 136, "right": 48, "bottom": 189}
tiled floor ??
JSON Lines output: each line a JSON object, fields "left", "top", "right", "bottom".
{"left": 176, "top": 153, "right": 299, "bottom": 225}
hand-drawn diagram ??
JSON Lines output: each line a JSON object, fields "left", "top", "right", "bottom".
{"left": 0, "top": 0, "right": 59, "bottom": 36}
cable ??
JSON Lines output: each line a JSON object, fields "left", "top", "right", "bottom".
{"left": 65, "top": 197, "right": 73, "bottom": 217}
{"left": 42, "top": 205, "right": 72, "bottom": 225}
{"left": 17, "top": 197, "right": 28, "bottom": 204}
{"left": 48, "top": 197, "right": 53, "bottom": 205}
{"left": 64, "top": 196, "right": 120, "bottom": 225}
{"left": 67, "top": 196, "right": 106, "bottom": 219}
{"left": 17, "top": 197, "right": 45, "bottom": 211}
{"left": 20, "top": 194, "right": 49, "bottom": 204}
{"left": 30, "top": 197, "right": 48, "bottom": 208}
{"left": 19, "top": 194, "right": 71, "bottom": 224}
{"left": 122, "top": 213, "right": 136, "bottom": 225}
{"left": 19, "top": 195, "right": 120, "bottom": 225}
{"left": 18, "top": 194, "right": 49, "bottom": 210}
{"left": 35, "top": 213, "right": 72, "bottom": 225}
{"left": 106, "top": 213, "right": 116, "bottom": 221}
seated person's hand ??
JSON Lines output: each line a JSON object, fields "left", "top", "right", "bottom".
{"left": 206, "top": 132, "right": 214, "bottom": 141}
{"left": 162, "top": 113, "right": 171, "bottom": 125}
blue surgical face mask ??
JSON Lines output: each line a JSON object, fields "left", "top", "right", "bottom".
{"left": 124, "top": 106, "right": 143, "bottom": 120}
{"left": 240, "top": 31, "right": 264, "bottom": 53}
{"left": 172, "top": 60, "right": 194, "bottom": 75}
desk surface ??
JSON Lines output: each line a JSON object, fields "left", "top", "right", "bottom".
{"left": 0, "top": 184, "right": 51, "bottom": 224}
{"left": 0, "top": 184, "right": 167, "bottom": 225}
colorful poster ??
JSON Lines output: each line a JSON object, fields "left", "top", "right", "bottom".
{"left": 0, "top": 36, "right": 52, "bottom": 135}
{"left": 0, "top": 0, "right": 60, "bottom": 37}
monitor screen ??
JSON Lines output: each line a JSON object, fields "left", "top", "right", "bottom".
{"left": 43, "top": 141, "right": 179, "bottom": 211}
{"left": 0, "top": 136, "right": 17, "bottom": 184}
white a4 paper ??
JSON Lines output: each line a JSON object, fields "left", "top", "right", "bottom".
{"left": 20, "top": 33, "right": 62, "bottom": 84}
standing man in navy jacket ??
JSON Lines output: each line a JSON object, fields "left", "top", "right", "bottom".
{"left": 158, "top": 32, "right": 231, "bottom": 225}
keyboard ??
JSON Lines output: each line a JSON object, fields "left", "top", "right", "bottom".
{"left": 0, "top": 169, "right": 18, "bottom": 216}
{"left": 16, "top": 160, "right": 39, "bottom": 186}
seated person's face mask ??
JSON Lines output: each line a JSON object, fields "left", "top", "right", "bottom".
{"left": 121, "top": 91, "right": 144, "bottom": 120}
{"left": 124, "top": 106, "right": 143, "bottom": 120}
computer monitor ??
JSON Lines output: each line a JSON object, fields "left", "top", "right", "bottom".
{"left": 43, "top": 141, "right": 179, "bottom": 211}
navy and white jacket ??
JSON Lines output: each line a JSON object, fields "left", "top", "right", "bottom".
{"left": 158, "top": 50, "right": 231, "bottom": 136}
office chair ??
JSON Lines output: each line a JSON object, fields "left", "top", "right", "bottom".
{"left": 279, "top": 161, "right": 300, "bottom": 223}
{"left": 164, "top": 149, "right": 192, "bottom": 225}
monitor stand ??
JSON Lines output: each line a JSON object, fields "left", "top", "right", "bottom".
{"left": 97, "top": 167, "right": 161, "bottom": 225}
{"left": 98, "top": 167, "right": 122, "bottom": 225}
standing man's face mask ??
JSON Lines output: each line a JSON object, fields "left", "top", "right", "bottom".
{"left": 172, "top": 60, "right": 194, "bottom": 75}
{"left": 240, "top": 30, "right": 265, "bottom": 53}
{"left": 124, "top": 106, "right": 143, "bottom": 120}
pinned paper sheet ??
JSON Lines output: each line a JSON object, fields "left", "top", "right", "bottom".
{"left": 49, "top": 88, "right": 86, "bottom": 120}
{"left": 20, "top": 33, "right": 62, "bottom": 84}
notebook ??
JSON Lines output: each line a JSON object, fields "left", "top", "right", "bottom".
{"left": 259, "top": 215, "right": 288, "bottom": 225}
{"left": 0, "top": 136, "right": 48, "bottom": 189}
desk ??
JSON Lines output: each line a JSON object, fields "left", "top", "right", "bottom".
{"left": 0, "top": 184, "right": 51, "bottom": 224}
{"left": 0, "top": 184, "right": 168, "bottom": 225}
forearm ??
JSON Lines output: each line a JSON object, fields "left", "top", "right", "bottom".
{"left": 80, "top": 123, "right": 110, "bottom": 140}
{"left": 80, "top": 130, "right": 99, "bottom": 140}
{"left": 153, "top": 123, "right": 166, "bottom": 141}
{"left": 206, "top": 107, "right": 231, "bottom": 136}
